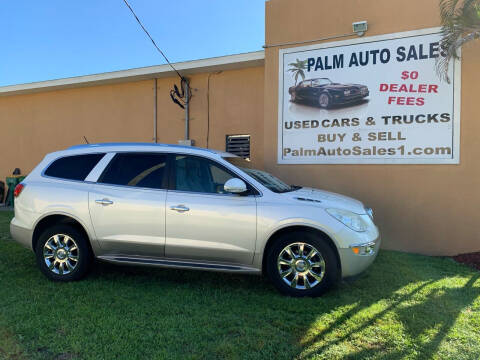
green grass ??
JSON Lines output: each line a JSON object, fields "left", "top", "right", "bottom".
{"left": 0, "top": 211, "right": 479, "bottom": 360}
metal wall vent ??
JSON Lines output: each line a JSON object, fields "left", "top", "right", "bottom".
{"left": 226, "top": 135, "right": 250, "bottom": 159}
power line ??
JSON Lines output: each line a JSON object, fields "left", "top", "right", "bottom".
{"left": 121, "top": 0, "right": 184, "bottom": 80}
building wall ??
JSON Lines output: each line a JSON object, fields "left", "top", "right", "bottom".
{"left": 0, "top": 80, "right": 154, "bottom": 183}
{"left": 155, "top": 67, "right": 264, "bottom": 167}
{"left": 0, "top": 65, "right": 265, "bottom": 182}
{"left": 2, "top": 0, "right": 478, "bottom": 256}
{"left": 264, "top": 0, "right": 480, "bottom": 255}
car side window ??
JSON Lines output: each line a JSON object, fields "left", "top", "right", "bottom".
{"left": 98, "top": 153, "right": 168, "bottom": 190}
{"left": 44, "top": 153, "right": 105, "bottom": 181}
{"left": 173, "top": 155, "right": 237, "bottom": 194}
{"left": 300, "top": 80, "right": 311, "bottom": 88}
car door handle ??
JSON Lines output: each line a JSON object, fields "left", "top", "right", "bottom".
{"left": 170, "top": 205, "right": 190, "bottom": 212}
{"left": 95, "top": 198, "right": 114, "bottom": 206}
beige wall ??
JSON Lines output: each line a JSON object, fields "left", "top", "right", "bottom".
{"left": 0, "top": 66, "right": 264, "bottom": 182}
{"left": 155, "top": 67, "right": 264, "bottom": 167}
{"left": 1, "top": 80, "right": 154, "bottom": 182}
{"left": 2, "top": 0, "right": 478, "bottom": 256}
{"left": 264, "top": 0, "right": 480, "bottom": 255}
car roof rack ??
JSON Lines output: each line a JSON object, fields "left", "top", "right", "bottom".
{"left": 67, "top": 142, "right": 220, "bottom": 154}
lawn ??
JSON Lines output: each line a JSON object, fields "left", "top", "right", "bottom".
{"left": 0, "top": 211, "right": 479, "bottom": 360}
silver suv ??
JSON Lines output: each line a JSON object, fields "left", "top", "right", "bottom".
{"left": 10, "top": 143, "right": 380, "bottom": 297}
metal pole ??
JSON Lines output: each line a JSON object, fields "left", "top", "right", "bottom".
{"left": 185, "top": 79, "right": 189, "bottom": 140}
{"left": 153, "top": 78, "right": 158, "bottom": 143}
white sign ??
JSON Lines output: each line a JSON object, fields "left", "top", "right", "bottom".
{"left": 278, "top": 28, "right": 461, "bottom": 164}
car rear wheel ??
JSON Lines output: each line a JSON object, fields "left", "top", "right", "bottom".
{"left": 35, "top": 224, "right": 92, "bottom": 281}
{"left": 266, "top": 231, "right": 339, "bottom": 297}
{"left": 318, "top": 93, "right": 331, "bottom": 108}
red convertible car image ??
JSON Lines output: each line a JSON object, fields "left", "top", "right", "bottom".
{"left": 289, "top": 78, "right": 369, "bottom": 108}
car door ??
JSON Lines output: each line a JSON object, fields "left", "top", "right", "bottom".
{"left": 165, "top": 154, "right": 257, "bottom": 265}
{"left": 88, "top": 152, "right": 168, "bottom": 257}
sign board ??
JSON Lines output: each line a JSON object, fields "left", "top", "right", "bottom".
{"left": 278, "top": 28, "right": 461, "bottom": 164}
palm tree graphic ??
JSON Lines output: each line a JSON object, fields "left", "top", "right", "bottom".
{"left": 288, "top": 58, "right": 308, "bottom": 85}
{"left": 437, "top": 0, "right": 480, "bottom": 82}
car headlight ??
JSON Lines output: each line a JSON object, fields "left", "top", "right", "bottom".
{"left": 343, "top": 90, "right": 351, "bottom": 95}
{"left": 326, "top": 208, "right": 368, "bottom": 232}
{"left": 350, "top": 241, "right": 376, "bottom": 255}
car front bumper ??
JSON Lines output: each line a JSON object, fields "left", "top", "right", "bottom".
{"left": 10, "top": 218, "right": 33, "bottom": 251}
{"left": 334, "top": 91, "right": 369, "bottom": 104}
{"left": 338, "top": 235, "right": 381, "bottom": 278}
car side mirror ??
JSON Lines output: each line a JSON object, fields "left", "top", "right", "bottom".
{"left": 224, "top": 178, "right": 247, "bottom": 194}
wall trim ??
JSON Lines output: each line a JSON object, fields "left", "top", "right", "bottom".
{"left": 0, "top": 51, "right": 265, "bottom": 97}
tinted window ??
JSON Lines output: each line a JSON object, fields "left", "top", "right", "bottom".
{"left": 224, "top": 156, "right": 292, "bottom": 193}
{"left": 174, "top": 155, "right": 235, "bottom": 194}
{"left": 44, "top": 153, "right": 105, "bottom": 181}
{"left": 99, "top": 153, "right": 167, "bottom": 190}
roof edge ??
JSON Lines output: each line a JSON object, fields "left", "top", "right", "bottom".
{"left": 0, "top": 51, "right": 265, "bottom": 97}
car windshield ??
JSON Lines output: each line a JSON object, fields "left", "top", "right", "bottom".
{"left": 311, "top": 78, "right": 332, "bottom": 86}
{"left": 224, "top": 157, "right": 300, "bottom": 193}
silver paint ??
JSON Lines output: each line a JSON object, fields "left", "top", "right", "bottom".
{"left": 10, "top": 143, "right": 380, "bottom": 282}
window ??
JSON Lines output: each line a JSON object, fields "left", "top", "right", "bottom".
{"left": 311, "top": 78, "right": 332, "bottom": 86}
{"left": 224, "top": 156, "right": 295, "bottom": 193}
{"left": 226, "top": 135, "right": 250, "bottom": 159}
{"left": 44, "top": 153, "right": 105, "bottom": 181}
{"left": 99, "top": 153, "right": 168, "bottom": 190}
{"left": 174, "top": 155, "right": 235, "bottom": 194}
{"left": 241, "top": 168, "right": 293, "bottom": 193}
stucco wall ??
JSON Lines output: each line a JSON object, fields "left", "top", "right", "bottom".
{"left": 264, "top": 0, "right": 480, "bottom": 255}
{"left": 155, "top": 67, "right": 264, "bottom": 167}
{"left": 0, "top": 65, "right": 264, "bottom": 183}
{"left": 0, "top": 80, "right": 154, "bottom": 183}
{"left": 2, "top": 0, "right": 478, "bottom": 256}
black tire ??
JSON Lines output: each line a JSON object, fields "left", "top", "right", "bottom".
{"left": 35, "top": 224, "right": 92, "bottom": 281}
{"left": 266, "top": 231, "right": 339, "bottom": 297}
{"left": 318, "top": 92, "right": 331, "bottom": 108}
{"left": 290, "top": 92, "right": 297, "bottom": 103}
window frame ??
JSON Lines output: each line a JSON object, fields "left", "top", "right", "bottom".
{"left": 168, "top": 153, "right": 260, "bottom": 196}
{"left": 42, "top": 153, "right": 106, "bottom": 183}
{"left": 96, "top": 152, "right": 170, "bottom": 191}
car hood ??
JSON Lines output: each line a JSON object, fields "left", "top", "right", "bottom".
{"left": 280, "top": 187, "right": 366, "bottom": 214}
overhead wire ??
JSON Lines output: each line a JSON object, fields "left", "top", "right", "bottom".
{"left": 121, "top": 0, "right": 184, "bottom": 81}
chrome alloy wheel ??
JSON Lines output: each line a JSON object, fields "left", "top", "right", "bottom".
{"left": 277, "top": 242, "right": 326, "bottom": 290}
{"left": 43, "top": 234, "right": 79, "bottom": 275}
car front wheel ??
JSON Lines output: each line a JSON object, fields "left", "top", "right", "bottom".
{"left": 266, "top": 231, "right": 339, "bottom": 297}
{"left": 318, "top": 93, "right": 331, "bottom": 108}
{"left": 35, "top": 224, "right": 92, "bottom": 281}
{"left": 290, "top": 92, "right": 297, "bottom": 102}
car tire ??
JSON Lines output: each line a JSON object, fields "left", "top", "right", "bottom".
{"left": 35, "top": 224, "right": 92, "bottom": 282}
{"left": 290, "top": 92, "right": 297, "bottom": 102}
{"left": 266, "top": 231, "right": 339, "bottom": 297}
{"left": 318, "top": 92, "right": 331, "bottom": 108}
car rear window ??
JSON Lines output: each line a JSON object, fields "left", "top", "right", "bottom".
{"left": 98, "top": 153, "right": 168, "bottom": 190}
{"left": 44, "top": 153, "right": 105, "bottom": 181}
